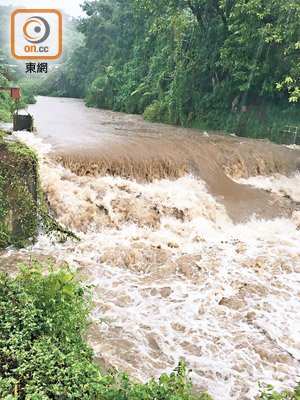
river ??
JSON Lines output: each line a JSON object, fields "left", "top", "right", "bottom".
{"left": 1, "top": 96, "right": 300, "bottom": 399}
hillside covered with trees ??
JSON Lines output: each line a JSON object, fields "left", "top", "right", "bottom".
{"left": 43, "top": 0, "right": 300, "bottom": 142}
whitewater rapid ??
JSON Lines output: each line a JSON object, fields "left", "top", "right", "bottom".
{"left": 1, "top": 130, "right": 300, "bottom": 400}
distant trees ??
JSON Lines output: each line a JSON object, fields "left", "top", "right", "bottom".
{"left": 220, "top": 0, "right": 300, "bottom": 103}
{"left": 38, "top": 0, "right": 300, "bottom": 137}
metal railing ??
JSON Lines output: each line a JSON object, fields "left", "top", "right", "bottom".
{"left": 281, "top": 125, "right": 299, "bottom": 144}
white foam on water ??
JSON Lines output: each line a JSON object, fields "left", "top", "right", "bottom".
{"left": 2, "top": 131, "right": 300, "bottom": 400}
{"left": 236, "top": 172, "right": 300, "bottom": 203}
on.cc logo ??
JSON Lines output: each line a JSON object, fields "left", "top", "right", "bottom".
{"left": 11, "top": 9, "right": 62, "bottom": 60}
{"left": 23, "top": 16, "right": 50, "bottom": 44}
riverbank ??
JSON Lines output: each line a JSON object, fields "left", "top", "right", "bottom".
{"left": 0, "top": 133, "right": 38, "bottom": 248}
{"left": 1, "top": 262, "right": 300, "bottom": 400}
{"left": 0, "top": 262, "right": 205, "bottom": 399}
{"left": 0, "top": 131, "right": 78, "bottom": 249}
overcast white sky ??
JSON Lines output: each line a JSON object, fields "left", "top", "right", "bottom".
{"left": 0, "top": 0, "right": 86, "bottom": 18}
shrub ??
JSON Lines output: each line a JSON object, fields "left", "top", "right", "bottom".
{"left": 0, "top": 263, "right": 209, "bottom": 399}
{"left": 259, "top": 383, "right": 300, "bottom": 400}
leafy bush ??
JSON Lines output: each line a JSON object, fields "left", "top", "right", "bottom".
{"left": 1, "top": 263, "right": 300, "bottom": 399}
{"left": 143, "top": 100, "right": 168, "bottom": 123}
{"left": 0, "top": 73, "right": 15, "bottom": 122}
{"left": 0, "top": 72, "right": 37, "bottom": 123}
{"left": 259, "top": 382, "right": 300, "bottom": 399}
{"left": 0, "top": 263, "right": 210, "bottom": 399}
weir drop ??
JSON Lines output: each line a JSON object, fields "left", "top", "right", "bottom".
{"left": 1, "top": 96, "right": 300, "bottom": 400}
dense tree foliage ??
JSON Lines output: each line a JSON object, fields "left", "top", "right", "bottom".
{"left": 44, "top": 0, "right": 300, "bottom": 140}
{"left": 1, "top": 1, "right": 299, "bottom": 138}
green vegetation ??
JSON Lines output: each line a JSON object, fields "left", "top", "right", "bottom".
{"left": 0, "top": 6, "right": 81, "bottom": 246}
{"left": 0, "top": 68, "right": 37, "bottom": 123}
{"left": 0, "top": 73, "right": 17, "bottom": 122}
{"left": 0, "top": 6, "right": 36, "bottom": 121}
{"left": 259, "top": 383, "right": 300, "bottom": 399}
{"left": 0, "top": 5, "right": 83, "bottom": 122}
{"left": 0, "top": 71, "right": 37, "bottom": 122}
{"left": 0, "top": 263, "right": 210, "bottom": 399}
{"left": 0, "top": 138, "right": 38, "bottom": 247}
{"left": 1, "top": 1, "right": 299, "bottom": 139}
{"left": 41, "top": 0, "right": 300, "bottom": 142}
{"left": 1, "top": 262, "right": 300, "bottom": 399}
{"left": 0, "top": 136, "right": 78, "bottom": 248}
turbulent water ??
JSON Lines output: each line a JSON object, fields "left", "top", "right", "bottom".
{"left": 27, "top": 97, "right": 300, "bottom": 222}
{"left": 1, "top": 98, "right": 300, "bottom": 400}
{"left": 236, "top": 173, "right": 300, "bottom": 203}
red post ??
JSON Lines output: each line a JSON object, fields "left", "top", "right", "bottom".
{"left": 0, "top": 86, "right": 20, "bottom": 99}
{"left": 11, "top": 88, "right": 20, "bottom": 99}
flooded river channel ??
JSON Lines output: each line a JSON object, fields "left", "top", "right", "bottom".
{"left": 1, "top": 96, "right": 300, "bottom": 399}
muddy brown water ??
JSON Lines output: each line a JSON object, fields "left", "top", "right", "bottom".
{"left": 1, "top": 96, "right": 300, "bottom": 399}
{"left": 28, "top": 96, "right": 300, "bottom": 222}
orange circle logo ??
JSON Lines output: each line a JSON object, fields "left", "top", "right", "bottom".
{"left": 23, "top": 16, "right": 50, "bottom": 44}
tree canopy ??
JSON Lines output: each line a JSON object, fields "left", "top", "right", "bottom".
{"left": 2, "top": 0, "right": 299, "bottom": 139}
